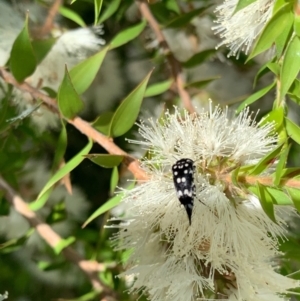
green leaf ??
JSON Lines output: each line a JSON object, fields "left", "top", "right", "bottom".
{"left": 286, "top": 187, "right": 300, "bottom": 211}
{"left": 248, "top": 4, "right": 293, "bottom": 60}
{"left": 185, "top": 77, "right": 220, "bottom": 89}
{"left": 266, "top": 187, "right": 293, "bottom": 205}
{"left": 253, "top": 61, "right": 278, "bottom": 88}
{"left": 82, "top": 194, "right": 122, "bottom": 228}
{"left": 144, "top": 79, "right": 173, "bottom": 97}
{"left": 288, "top": 79, "right": 300, "bottom": 105}
{"left": 110, "top": 166, "right": 119, "bottom": 193}
{"left": 274, "top": 144, "right": 290, "bottom": 186}
{"left": 53, "top": 236, "right": 76, "bottom": 254}
{"left": 29, "top": 140, "right": 93, "bottom": 211}
{"left": 260, "top": 106, "right": 284, "bottom": 132}
{"left": 59, "top": 7, "right": 86, "bottom": 27}
{"left": 182, "top": 49, "right": 216, "bottom": 68}
{"left": 46, "top": 201, "right": 67, "bottom": 224}
{"left": 275, "top": 16, "right": 293, "bottom": 58}
{"left": 29, "top": 185, "right": 54, "bottom": 212}
{"left": 272, "top": 0, "right": 287, "bottom": 14}
{"left": 236, "top": 81, "right": 275, "bottom": 113}
{"left": 6, "top": 102, "right": 42, "bottom": 125}
{"left": 94, "top": 0, "right": 103, "bottom": 25}
{"left": 0, "top": 229, "right": 34, "bottom": 253}
{"left": 281, "top": 167, "right": 300, "bottom": 178}
{"left": 233, "top": 0, "right": 256, "bottom": 14}
{"left": 32, "top": 38, "right": 56, "bottom": 64}
{"left": 10, "top": 15, "right": 36, "bottom": 82}
{"left": 110, "top": 20, "right": 147, "bottom": 49}
{"left": 256, "top": 182, "right": 276, "bottom": 223}
{"left": 86, "top": 154, "right": 123, "bottom": 168}
{"left": 98, "top": 0, "right": 121, "bottom": 24}
{"left": 57, "top": 65, "right": 84, "bottom": 119}
{"left": 166, "top": 0, "right": 180, "bottom": 14}
{"left": 249, "top": 142, "right": 284, "bottom": 175}
{"left": 294, "top": 15, "right": 300, "bottom": 37}
{"left": 285, "top": 117, "right": 300, "bottom": 144}
{"left": 70, "top": 46, "right": 109, "bottom": 95}
{"left": 280, "top": 35, "right": 300, "bottom": 98}
{"left": 92, "top": 111, "right": 114, "bottom": 135}
{"left": 62, "top": 291, "right": 100, "bottom": 301}
{"left": 164, "top": 6, "right": 207, "bottom": 28}
{"left": 51, "top": 122, "right": 67, "bottom": 173}
{"left": 82, "top": 182, "right": 135, "bottom": 228}
{"left": 38, "top": 260, "right": 65, "bottom": 271}
{"left": 109, "top": 69, "right": 153, "bottom": 137}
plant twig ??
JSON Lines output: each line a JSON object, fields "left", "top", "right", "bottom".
{"left": 0, "top": 176, "right": 117, "bottom": 296}
{"left": 0, "top": 67, "right": 148, "bottom": 181}
{"left": 36, "top": 0, "right": 62, "bottom": 38}
{"left": 136, "top": 0, "right": 196, "bottom": 114}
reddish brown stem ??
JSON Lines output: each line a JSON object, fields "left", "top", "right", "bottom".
{"left": 136, "top": 0, "right": 196, "bottom": 114}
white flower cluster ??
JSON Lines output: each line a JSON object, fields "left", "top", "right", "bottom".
{"left": 111, "top": 106, "right": 299, "bottom": 301}
{"left": 213, "top": 0, "right": 274, "bottom": 56}
{"left": 0, "top": 291, "right": 8, "bottom": 301}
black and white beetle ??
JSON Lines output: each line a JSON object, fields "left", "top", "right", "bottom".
{"left": 172, "top": 158, "right": 196, "bottom": 225}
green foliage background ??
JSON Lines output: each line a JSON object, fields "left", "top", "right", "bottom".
{"left": 1, "top": 0, "right": 300, "bottom": 300}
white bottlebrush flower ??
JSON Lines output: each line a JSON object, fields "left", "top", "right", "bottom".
{"left": 110, "top": 106, "right": 299, "bottom": 301}
{"left": 0, "top": 292, "right": 8, "bottom": 301}
{"left": 213, "top": 0, "right": 274, "bottom": 57}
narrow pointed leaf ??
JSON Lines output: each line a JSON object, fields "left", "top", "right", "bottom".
{"left": 53, "top": 236, "right": 76, "bottom": 254}
{"left": 294, "top": 15, "right": 300, "bottom": 37}
{"left": 285, "top": 117, "right": 300, "bottom": 144}
{"left": 30, "top": 140, "right": 93, "bottom": 211}
{"left": 275, "top": 16, "right": 293, "bottom": 58}
{"left": 59, "top": 7, "right": 86, "bottom": 27}
{"left": 98, "top": 0, "right": 121, "bottom": 24}
{"left": 94, "top": 0, "right": 103, "bottom": 24}
{"left": 256, "top": 182, "right": 276, "bottom": 223}
{"left": 51, "top": 122, "right": 67, "bottom": 173}
{"left": 253, "top": 61, "right": 278, "bottom": 88}
{"left": 110, "top": 166, "right": 119, "bottom": 193}
{"left": 281, "top": 167, "right": 300, "bottom": 178}
{"left": 280, "top": 35, "right": 300, "bottom": 98}
{"left": 86, "top": 154, "right": 123, "bottom": 168}
{"left": 260, "top": 106, "right": 284, "bottom": 132}
{"left": 110, "top": 20, "right": 147, "bottom": 49}
{"left": 236, "top": 81, "right": 275, "bottom": 113}
{"left": 286, "top": 187, "right": 300, "bottom": 211}
{"left": 82, "top": 182, "right": 134, "bottom": 228}
{"left": 182, "top": 49, "right": 216, "bottom": 68}
{"left": 58, "top": 66, "right": 84, "bottom": 119}
{"left": 109, "top": 69, "right": 153, "bottom": 137}
{"left": 266, "top": 187, "right": 293, "bottom": 205}
{"left": 10, "top": 15, "right": 36, "bottom": 82}
{"left": 248, "top": 4, "right": 293, "bottom": 60}
{"left": 32, "top": 38, "right": 56, "bottom": 64}
{"left": 144, "top": 79, "right": 173, "bottom": 97}
{"left": 274, "top": 144, "right": 290, "bottom": 186}
{"left": 70, "top": 46, "right": 109, "bottom": 95}
{"left": 233, "top": 0, "right": 256, "bottom": 14}
{"left": 164, "top": 7, "right": 207, "bottom": 28}
{"left": 0, "top": 229, "right": 34, "bottom": 253}
{"left": 185, "top": 77, "right": 220, "bottom": 89}
{"left": 82, "top": 194, "right": 122, "bottom": 228}
{"left": 92, "top": 111, "right": 114, "bottom": 135}
{"left": 249, "top": 142, "right": 283, "bottom": 175}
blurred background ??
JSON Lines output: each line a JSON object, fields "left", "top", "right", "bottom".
{"left": 0, "top": 0, "right": 300, "bottom": 300}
